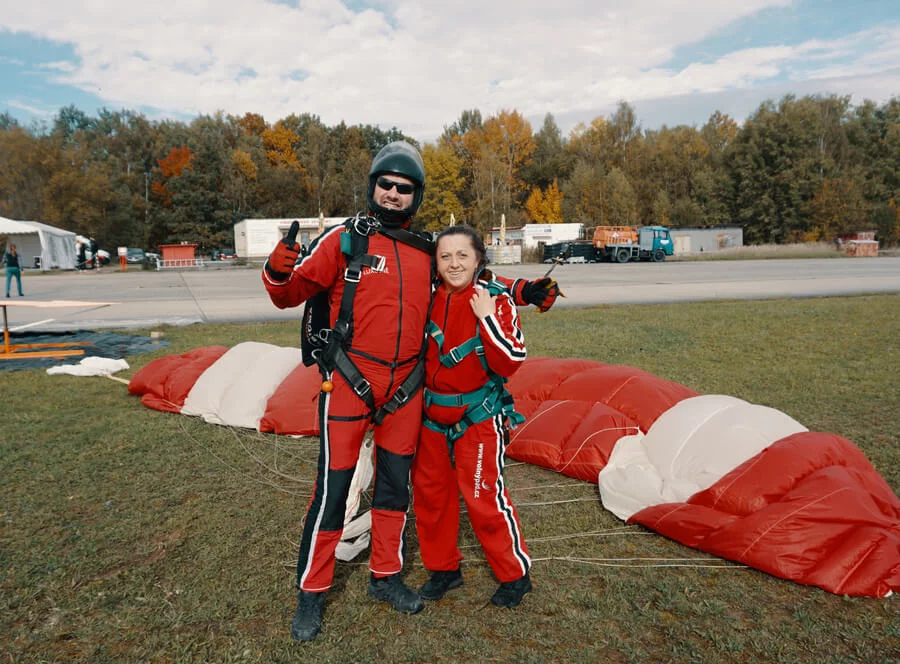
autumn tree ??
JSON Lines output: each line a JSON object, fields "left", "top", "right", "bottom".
{"left": 603, "top": 168, "right": 638, "bottom": 226}
{"left": 418, "top": 141, "right": 465, "bottom": 233}
{"left": 477, "top": 110, "right": 535, "bottom": 227}
{"left": 262, "top": 122, "right": 301, "bottom": 168}
{"left": 561, "top": 161, "right": 604, "bottom": 225}
{"left": 0, "top": 126, "right": 54, "bottom": 220}
{"left": 652, "top": 190, "right": 672, "bottom": 227}
{"left": 237, "top": 112, "right": 267, "bottom": 137}
{"left": 525, "top": 179, "right": 564, "bottom": 224}
{"left": 521, "top": 114, "right": 573, "bottom": 190}
{"left": 807, "top": 177, "right": 869, "bottom": 240}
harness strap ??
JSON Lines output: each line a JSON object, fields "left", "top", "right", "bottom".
{"left": 423, "top": 377, "right": 525, "bottom": 445}
{"left": 372, "top": 353, "right": 426, "bottom": 425}
{"left": 378, "top": 225, "right": 435, "bottom": 255}
{"left": 426, "top": 279, "right": 508, "bottom": 371}
{"left": 311, "top": 215, "right": 431, "bottom": 419}
{"left": 423, "top": 279, "right": 525, "bottom": 453}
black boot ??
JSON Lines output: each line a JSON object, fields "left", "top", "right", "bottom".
{"left": 490, "top": 572, "right": 532, "bottom": 608}
{"left": 419, "top": 569, "right": 463, "bottom": 601}
{"left": 291, "top": 590, "right": 326, "bottom": 642}
{"left": 367, "top": 573, "right": 424, "bottom": 614}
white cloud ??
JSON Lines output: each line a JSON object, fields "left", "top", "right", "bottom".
{"left": 1, "top": 0, "right": 897, "bottom": 141}
{"left": 37, "top": 60, "right": 77, "bottom": 72}
{"left": 5, "top": 98, "right": 54, "bottom": 116}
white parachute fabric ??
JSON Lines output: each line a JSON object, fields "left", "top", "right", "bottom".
{"left": 597, "top": 395, "right": 808, "bottom": 520}
{"left": 177, "top": 342, "right": 375, "bottom": 560}
{"left": 46, "top": 357, "right": 130, "bottom": 376}
{"left": 181, "top": 342, "right": 303, "bottom": 429}
{"left": 335, "top": 434, "right": 376, "bottom": 561}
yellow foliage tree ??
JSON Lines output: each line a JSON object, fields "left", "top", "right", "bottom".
{"left": 231, "top": 150, "right": 258, "bottom": 181}
{"left": 262, "top": 123, "right": 300, "bottom": 168}
{"left": 525, "top": 179, "right": 564, "bottom": 224}
{"left": 479, "top": 110, "right": 535, "bottom": 220}
{"left": 418, "top": 142, "right": 466, "bottom": 233}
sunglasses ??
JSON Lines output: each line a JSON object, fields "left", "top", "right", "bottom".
{"left": 376, "top": 176, "right": 416, "bottom": 195}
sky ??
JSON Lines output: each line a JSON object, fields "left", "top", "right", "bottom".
{"left": 1, "top": 0, "right": 899, "bottom": 143}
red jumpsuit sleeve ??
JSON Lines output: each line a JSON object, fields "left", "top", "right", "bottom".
{"left": 261, "top": 227, "right": 343, "bottom": 309}
{"left": 494, "top": 275, "right": 528, "bottom": 307}
{"left": 479, "top": 292, "right": 526, "bottom": 378}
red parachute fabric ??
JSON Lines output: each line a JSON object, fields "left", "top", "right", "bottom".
{"left": 127, "top": 346, "right": 228, "bottom": 413}
{"left": 630, "top": 432, "right": 900, "bottom": 597}
{"left": 128, "top": 348, "right": 899, "bottom": 597}
{"left": 258, "top": 363, "right": 322, "bottom": 435}
{"left": 505, "top": 358, "right": 700, "bottom": 482}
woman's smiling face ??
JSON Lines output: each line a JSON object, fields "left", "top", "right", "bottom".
{"left": 436, "top": 233, "right": 478, "bottom": 293}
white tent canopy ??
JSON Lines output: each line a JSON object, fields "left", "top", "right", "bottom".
{"left": 0, "top": 217, "right": 77, "bottom": 271}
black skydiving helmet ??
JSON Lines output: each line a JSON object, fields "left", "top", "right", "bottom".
{"left": 366, "top": 141, "right": 426, "bottom": 227}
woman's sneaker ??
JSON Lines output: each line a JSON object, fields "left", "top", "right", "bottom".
{"left": 490, "top": 572, "right": 532, "bottom": 608}
{"left": 419, "top": 569, "right": 464, "bottom": 601}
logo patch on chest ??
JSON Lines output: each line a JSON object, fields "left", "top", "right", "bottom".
{"left": 361, "top": 255, "right": 387, "bottom": 275}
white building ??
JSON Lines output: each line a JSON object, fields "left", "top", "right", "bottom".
{"left": 490, "top": 223, "right": 585, "bottom": 249}
{"left": 669, "top": 227, "right": 744, "bottom": 254}
{"left": 234, "top": 217, "right": 347, "bottom": 259}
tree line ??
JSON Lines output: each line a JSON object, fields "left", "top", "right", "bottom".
{"left": 0, "top": 93, "right": 898, "bottom": 252}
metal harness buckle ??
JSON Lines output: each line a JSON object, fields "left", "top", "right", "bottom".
{"left": 352, "top": 213, "right": 380, "bottom": 237}
{"left": 448, "top": 347, "right": 463, "bottom": 365}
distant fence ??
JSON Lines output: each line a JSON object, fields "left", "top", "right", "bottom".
{"left": 155, "top": 258, "right": 207, "bottom": 270}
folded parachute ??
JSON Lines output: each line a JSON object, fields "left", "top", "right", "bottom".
{"left": 128, "top": 343, "right": 900, "bottom": 597}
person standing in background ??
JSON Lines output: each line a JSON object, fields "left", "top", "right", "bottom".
{"left": 89, "top": 238, "right": 99, "bottom": 269}
{"left": 3, "top": 243, "right": 24, "bottom": 297}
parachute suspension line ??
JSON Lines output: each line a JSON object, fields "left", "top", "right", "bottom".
{"left": 508, "top": 481, "right": 591, "bottom": 492}
{"left": 105, "top": 374, "right": 131, "bottom": 385}
{"left": 555, "top": 425, "right": 642, "bottom": 475}
{"left": 525, "top": 527, "right": 650, "bottom": 543}
{"left": 515, "top": 497, "right": 599, "bottom": 507}
{"left": 455, "top": 527, "right": 649, "bottom": 550}
{"left": 176, "top": 417, "right": 310, "bottom": 496}
{"left": 225, "top": 424, "right": 317, "bottom": 486}
{"left": 532, "top": 556, "right": 748, "bottom": 570}
{"left": 507, "top": 400, "right": 569, "bottom": 444}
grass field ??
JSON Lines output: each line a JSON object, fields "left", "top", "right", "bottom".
{"left": 1, "top": 294, "right": 898, "bottom": 663}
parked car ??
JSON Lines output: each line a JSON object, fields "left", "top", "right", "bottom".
{"left": 126, "top": 248, "right": 146, "bottom": 264}
{"left": 211, "top": 249, "right": 237, "bottom": 260}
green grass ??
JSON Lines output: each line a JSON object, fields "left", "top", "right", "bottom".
{"left": 1, "top": 294, "right": 898, "bottom": 663}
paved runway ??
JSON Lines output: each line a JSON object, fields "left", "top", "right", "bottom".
{"left": 7, "top": 257, "right": 900, "bottom": 332}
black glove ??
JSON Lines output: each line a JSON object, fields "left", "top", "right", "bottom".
{"left": 266, "top": 221, "right": 300, "bottom": 280}
{"left": 520, "top": 277, "right": 562, "bottom": 312}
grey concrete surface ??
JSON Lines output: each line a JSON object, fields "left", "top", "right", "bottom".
{"left": 5, "top": 257, "right": 900, "bottom": 333}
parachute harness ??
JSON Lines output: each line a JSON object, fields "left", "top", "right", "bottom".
{"left": 422, "top": 279, "right": 525, "bottom": 458}
{"left": 306, "top": 213, "right": 435, "bottom": 425}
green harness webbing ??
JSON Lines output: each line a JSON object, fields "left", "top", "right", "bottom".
{"left": 423, "top": 280, "right": 525, "bottom": 447}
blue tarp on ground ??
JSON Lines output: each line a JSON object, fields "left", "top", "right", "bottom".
{"left": 1, "top": 330, "right": 168, "bottom": 371}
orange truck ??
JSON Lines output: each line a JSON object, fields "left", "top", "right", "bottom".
{"left": 592, "top": 225, "right": 674, "bottom": 263}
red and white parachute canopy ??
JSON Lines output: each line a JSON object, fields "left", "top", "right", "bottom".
{"left": 129, "top": 344, "right": 900, "bottom": 597}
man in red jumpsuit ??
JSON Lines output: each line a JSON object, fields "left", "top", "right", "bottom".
{"left": 264, "top": 141, "right": 560, "bottom": 642}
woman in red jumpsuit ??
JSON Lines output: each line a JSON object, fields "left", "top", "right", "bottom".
{"left": 412, "top": 225, "right": 533, "bottom": 609}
